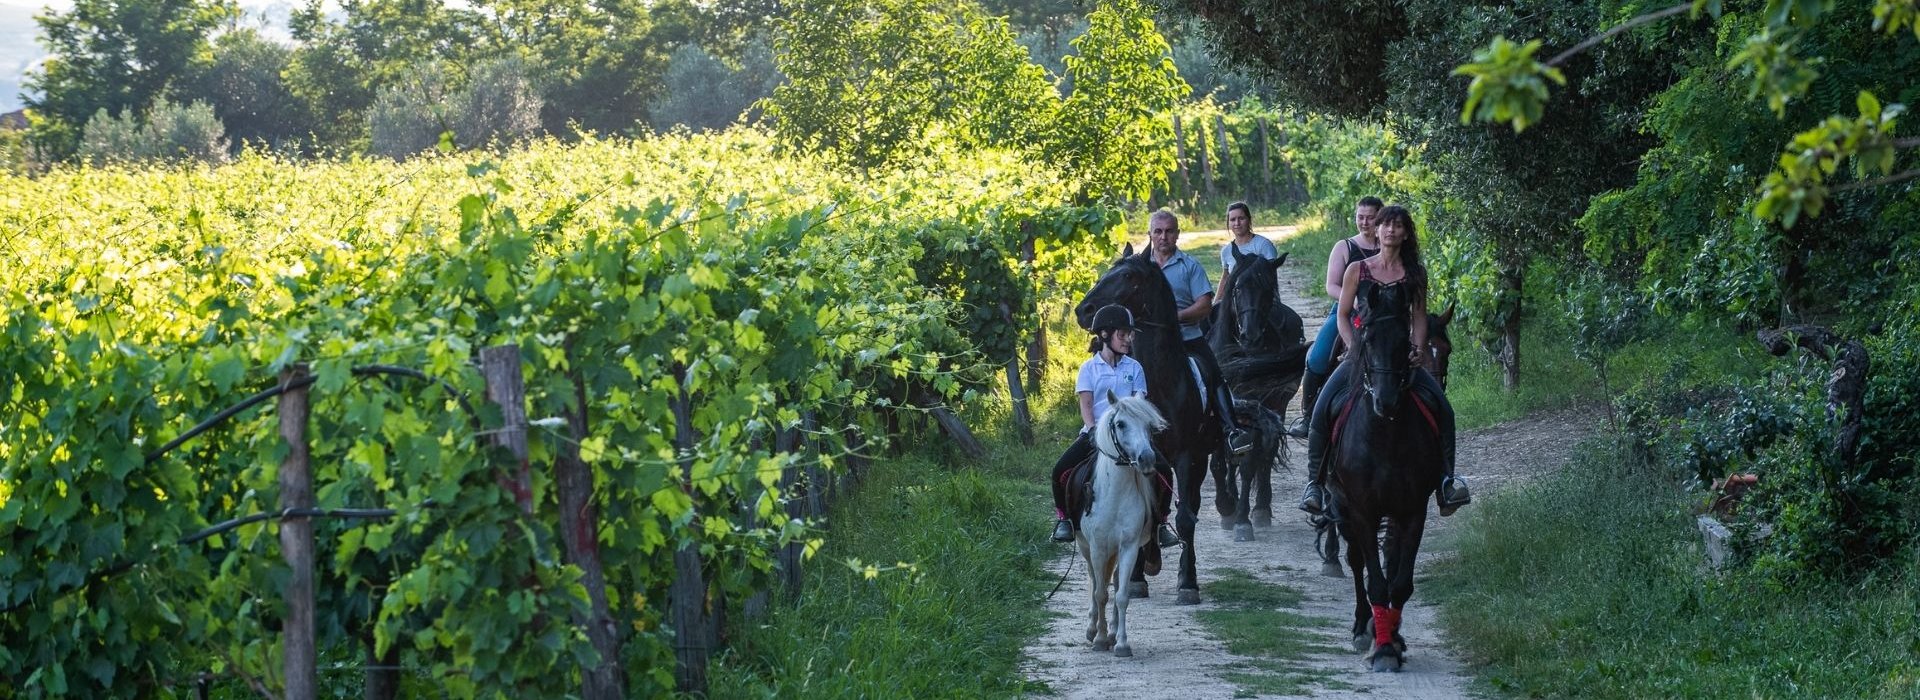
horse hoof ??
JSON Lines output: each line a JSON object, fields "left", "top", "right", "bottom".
{"left": 1220, "top": 516, "right": 1236, "bottom": 531}
{"left": 1233, "top": 524, "right": 1255, "bottom": 542}
{"left": 1252, "top": 511, "right": 1272, "bottom": 528}
{"left": 1113, "top": 645, "right": 1133, "bottom": 658}
{"left": 1368, "top": 645, "right": 1403, "bottom": 672}
{"left": 1175, "top": 588, "right": 1201, "bottom": 605}
{"left": 1127, "top": 581, "right": 1149, "bottom": 599}
{"left": 1352, "top": 634, "right": 1372, "bottom": 653}
{"left": 1321, "top": 561, "right": 1345, "bottom": 578}
{"left": 1092, "top": 640, "right": 1112, "bottom": 652}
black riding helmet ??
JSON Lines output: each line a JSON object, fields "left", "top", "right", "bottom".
{"left": 1090, "top": 304, "right": 1137, "bottom": 333}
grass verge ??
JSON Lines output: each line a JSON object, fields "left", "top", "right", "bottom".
{"left": 1194, "top": 568, "right": 1356, "bottom": 698}
{"left": 703, "top": 430, "right": 1059, "bottom": 699}
{"left": 1430, "top": 440, "right": 1920, "bottom": 698}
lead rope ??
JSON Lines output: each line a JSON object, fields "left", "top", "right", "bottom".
{"left": 1046, "top": 551, "right": 1075, "bottom": 601}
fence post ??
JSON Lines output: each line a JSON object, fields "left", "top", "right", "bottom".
{"left": 774, "top": 425, "right": 806, "bottom": 599}
{"left": 479, "top": 346, "right": 534, "bottom": 515}
{"left": 278, "top": 365, "right": 316, "bottom": 700}
{"left": 669, "top": 364, "right": 712, "bottom": 695}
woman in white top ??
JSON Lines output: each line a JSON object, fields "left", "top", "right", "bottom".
{"left": 1050, "top": 305, "right": 1179, "bottom": 547}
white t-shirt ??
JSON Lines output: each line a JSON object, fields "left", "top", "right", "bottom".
{"left": 1076, "top": 353, "right": 1149, "bottom": 422}
{"left": 1220, "top": 234, "right": 1280, "bottom": 276}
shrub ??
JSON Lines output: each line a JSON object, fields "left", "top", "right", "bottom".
{"left": 77, "top": 99, "right": 230, "bottom": 166}
{"left": 368, "top": 57, "right": 544, "bottom": 158}
{"left": 648, "top": 40, "right": 782, "bottom": 132}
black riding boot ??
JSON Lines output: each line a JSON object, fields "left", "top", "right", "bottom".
{"left": 1290, "top": 369, "right": 1327, "bottom": 439}
{"left": 1413, "top": 370, "right": 1471, "bottom": 516}
{"left": 1297, "top": 408, "right": 1330, "bottom": 515}
{"left": 1297, "top": 365, "right": 1348, "bottom": 516}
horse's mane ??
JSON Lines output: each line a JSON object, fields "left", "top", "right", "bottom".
{"left": 1104, "top": 394, "right": 1167, "bottom": 435}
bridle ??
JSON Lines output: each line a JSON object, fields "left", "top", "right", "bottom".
{"left": 1357, "top": 318, "right": 1415, "bottom": 411}
{"left": 1092, "top": 410, "right": 1153, "bottom": 471}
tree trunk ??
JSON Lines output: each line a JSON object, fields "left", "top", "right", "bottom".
{"left": 1497, "top": 261, "right": 1524, "bottom": 391}
{"left": 555, "top": 362, "right": 623, "bottom": 699}
{"left": 1259, "top": 118, "right": 1273, "bottom": 206}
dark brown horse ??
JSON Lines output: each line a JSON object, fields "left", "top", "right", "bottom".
{"left": 1211, "top": 245, "right": 1306, "bottom": 540}
{"left": 1325, "top": 282, "right": 1445, "bottom": 672}
{"left": 1074, "top": 245, "right": 1220, "bottom": 605}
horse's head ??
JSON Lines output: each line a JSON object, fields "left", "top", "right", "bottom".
{"left": 1356, "top": 284, "right": 1416, "bottom": 418}
{"left": 1224, "top": 246, "right": 1287, "bottom": 345}
{"left": 1075, "top": 243, "right": 1176, "bottom": 331}
{"left": 1096, "top": 390, "right": 1166, "bottom": 474}
{"left": 1427, "top": 301, "right": 1455, "bottom": 390}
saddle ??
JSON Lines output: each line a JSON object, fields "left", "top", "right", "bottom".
{"left": 1326, "top": 382, "right": 1442, "bottom": 448}
{"left": 1059, "top": 454, "right": 1163, "bottom": 576}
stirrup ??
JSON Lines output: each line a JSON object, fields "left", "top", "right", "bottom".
{"left": 1156, "top": 522, "right": 1181, "bottom": 548}
{"left": 1438, "top": 477, "right": 1471, "bottom": 517}
{"left": 1297, "top": 482, "right": 1324, "bottom": 515}
{"left": 1051, "top": 519, "right": 1074, "bottom": 542}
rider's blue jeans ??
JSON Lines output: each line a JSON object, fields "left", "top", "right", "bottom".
{"left": 1307, "top": 308, "right": 1340, "bottom": 376}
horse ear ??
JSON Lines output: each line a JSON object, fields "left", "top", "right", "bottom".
{"left": 1121, "top": 242, "right": 1135, "bottom": 259}
{"left": 1274, "top": 251, "right": 1289, "bottom": 267}
{"left": 1231, "top": 242, "right": 1248, "bottom": 264}
{"left": 1106, "top": 388, "right": 1120, "bottom": 409}
{"left": 1440, "top": 300, "right": 1456, "bottom": 327}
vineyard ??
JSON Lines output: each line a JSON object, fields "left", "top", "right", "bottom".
{"left": 0, "top": 130, "right": 1120, "bottom": 698}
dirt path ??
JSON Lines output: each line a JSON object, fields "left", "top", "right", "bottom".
{"left": 1021, "top": 228, "right": 1596, "bottom": 699}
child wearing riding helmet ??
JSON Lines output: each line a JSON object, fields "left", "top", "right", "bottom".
{"left": 1297, "top": 205, "right": 1471, "bottom": 518}
{"left": 1051, "top": 304, "right": 1180, "bottom": 547}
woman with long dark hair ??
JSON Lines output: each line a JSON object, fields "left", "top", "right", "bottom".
{"left": 1298, "top": 205, "right": 1470, "bottom": 517}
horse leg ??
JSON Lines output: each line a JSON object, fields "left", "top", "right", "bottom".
{"left": 1388, "top": 517, "right": 1427, "bottom": 654}
{"left": 1212, "top": 453, "right": 1237, "bottom": 526}
{"left": 1175, "top": 453, "right": 1203, "bottom": 605}
{"left": 1111, "top": 544, "right": 1140, "bottom": 657}
{"left": 1319, "top": 508, "right": 1346, "bottom": 578}
{"left": 1233, "top": 439, "right": 1257, "bottom": 542}
{"left": 1341, "top": 516, "right": 1371, "bottom": 652}
{"left": 1361, "top": 521, "right": 1403, "bottom": 672}
{"left": 1087, "top": 544, "right": 1113, "bottom": 651}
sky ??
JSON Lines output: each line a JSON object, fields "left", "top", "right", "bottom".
{"left": 1, "top": 0, "right": 299, "bottom": 112}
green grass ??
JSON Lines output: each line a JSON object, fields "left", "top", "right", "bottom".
{"left": 1430, "top": 440, "right": 1920, "bottom": 699}
{"left": 705, "top": 314, "right": 1102, "bottom": 699}
{"left": 1192, "top": 568, "right": 1355, "bottom": 697}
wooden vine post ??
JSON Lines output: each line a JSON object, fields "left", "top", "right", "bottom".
{"left": 1198, "top": 121, "right": 1216, "bottom": 199}
{"left": 1000, "top": 302, "right": 1033, "bottom": 444}
{"left": 481, "top": 345, "right": 624, "bottom": 699}
{"left": 277, "top": 365, "right": 317, "bottom": 700}
{"left": 1020, "top": 224, "right": 1045, "bottom": 395}
{"left": 1215, "top": 114, "right": 1231, "bottom": 197}
{"left": 668, "top": 363, "right": 712, "bottom": 694}
{"left": 1259, "top": 117, "right": 1274, "bottom": 205}
{"left": 1172, "top": 115, "right": 1191, "bottom": 203}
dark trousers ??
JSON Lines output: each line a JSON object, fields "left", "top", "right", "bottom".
{"left": 1183, "top": 336, "right": 1238, "bottom": 428}
{"left": 1052, "top": 431, "right": 1173, "bottom": 523}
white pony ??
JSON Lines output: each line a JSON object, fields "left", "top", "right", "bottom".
{"left": 1077, "top": 391, "right": 1168, "bottom": 657}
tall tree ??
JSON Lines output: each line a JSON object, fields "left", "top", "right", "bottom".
{"left": 180, "top": 28, "right": 317, "bottom": 151}
{"left": 1157, "top": 0, "right": 1689, "bottom": 389}
{"left": 24, "top": 0, "right": 237, "bottom": 158}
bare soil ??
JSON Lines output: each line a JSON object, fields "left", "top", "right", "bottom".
{"left": 1020, "top": 228, "right": 1596, "bottom": 699}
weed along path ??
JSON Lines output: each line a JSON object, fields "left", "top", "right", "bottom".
{"left": 1021, "top": 228, "right": 1596, "bottom": 698}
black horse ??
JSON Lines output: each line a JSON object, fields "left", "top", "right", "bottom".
{"left": 1324, "top": 282, "right": 1445, "bottom": 672}
{"left": 1074, "top": 244, "right": 1220, "bottom": 605}
{"left": 1211, "top": 245, "right": 1306, "bottom": 539}
{"left": 1315, "top": 302, "right": 1453, "bottom": 576}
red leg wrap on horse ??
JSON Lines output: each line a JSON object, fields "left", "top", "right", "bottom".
{"left": 1371, "top": 605, "right": 1398, "bottom": 647}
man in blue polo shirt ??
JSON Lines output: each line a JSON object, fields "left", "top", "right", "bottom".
{"left": 1147, "top": 209, "right": 1252, "bottom": 456}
